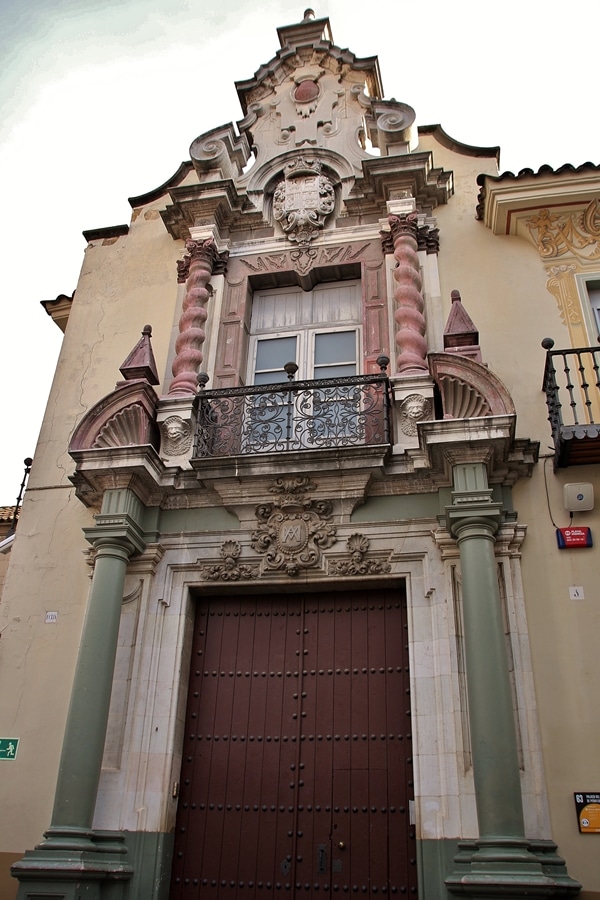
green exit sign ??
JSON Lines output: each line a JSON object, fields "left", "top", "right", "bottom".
{"left": 0, "top": 738, "right": 19, "bottom": 760}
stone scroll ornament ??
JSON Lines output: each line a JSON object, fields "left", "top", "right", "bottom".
{"left": 251, "top": 477, "right": 337, "bottom": 577}
{"left": 169, "top": 239, "right": 228, "bottom": 396}
{"left": 273, "top": 157, "right": 335, "bottom": 248}
{"left": 389, "top": 213, "right": 428, "bottom": 374}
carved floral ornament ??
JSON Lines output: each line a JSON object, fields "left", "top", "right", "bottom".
{"left": 198, "top": 481, "right": 394, "bottom": 581}
{"left": 329, "top": 534, "right": 391, "bottom": 576}
{"left": 201, "top": 541, "right": 260, "bottom": 582}
{"left": 526, "top": 198, "right": 600, "bottom": 260}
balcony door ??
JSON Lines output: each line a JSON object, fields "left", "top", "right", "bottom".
{"left": 248, "top": 282, "right": 362, "bottom": 385}
{"left": 245, "top": 283, "right": 362, "bottom": 449}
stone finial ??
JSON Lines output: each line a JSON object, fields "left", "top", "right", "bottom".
{"left": 443, "top": 290, "right": 482, "bottom": 362}
{"left": 119, "top": 325, "right": 160, "bottom": 384}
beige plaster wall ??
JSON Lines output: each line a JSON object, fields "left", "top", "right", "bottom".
{"left": 29, "top": 208, "right": 183, "bottom": 495}
{"left": 421, "top": 133, "right": 599, "bottom": 891}
{"left": 0, "top": 192, "right": 188, "bottom": 863}
{"left": 0, "top": 488, "right": 93, "bottom": 852}
{"left": 513, "top": 464, "right": 600, "bottom": 892}
{"left": 419, "top": 133, "right": 570, "bottom": 447}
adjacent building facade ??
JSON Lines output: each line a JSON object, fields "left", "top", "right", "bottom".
{"left": 1, "top": 12, "right": 599, "bottom": 900}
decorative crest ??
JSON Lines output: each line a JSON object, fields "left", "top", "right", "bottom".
{"left": 251, "top": 478, "right": 336, "bottom": 576}
{"left": 273, "top": 156, "right": 335, "bottom": 247}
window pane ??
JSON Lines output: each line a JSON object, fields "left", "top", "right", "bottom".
{"left": 314, "top": 331, "right": 356, "bottom": 365}
{"left": 255, "top": 336, "right": 297, "bottom": 382}
{"left": 589, "top": 287, "right": 600, "bottom": 341}
{"left": 315, "top": 363, "right": 356, "bottom": 379}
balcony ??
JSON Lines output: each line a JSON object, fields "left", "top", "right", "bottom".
{"left": 194, "top": 372, "right": 392, "bottom": 459}
{"left": 542, "top": 340, "right": 600, "bottom": 467}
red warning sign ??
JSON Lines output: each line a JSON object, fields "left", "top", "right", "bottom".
{"left": 556, "top": 527, "right": 592, "bottom": 549}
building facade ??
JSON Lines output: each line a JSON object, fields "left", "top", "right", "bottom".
{"left": 1, "top": 12, "right": 599, "bottom": 900}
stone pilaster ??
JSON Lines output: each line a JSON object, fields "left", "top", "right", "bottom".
{"left": 444, "top": 463, "right": 580, "bottom": 898}
{"left": 12, "top": 489, "right": 146, "bottom": 899}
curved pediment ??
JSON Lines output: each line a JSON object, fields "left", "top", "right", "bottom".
{"left": 428, "top": 352, "right": 516, "bottom": 420}
{"left": 69, "top": 380, "right": 160, "bottom": 453}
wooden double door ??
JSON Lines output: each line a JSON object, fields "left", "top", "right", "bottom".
{"left": 171, "top": 589, "right": 417, "bottom": 899}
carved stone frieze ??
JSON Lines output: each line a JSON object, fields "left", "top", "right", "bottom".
{"left": 273, "top": 157, "right": 335, "bottom": 246}
{"left": 527, "top": 199, "right": 600, "bottom": 260}
{"left": 328, "top": 534, "right": 391, "bottom": 576}
{"left": 250, "top": 478, "right": 337, "bottom": 576}
{"left": 201, "top": 540, "right": 260, "bottom": 582}
{"left": 239, "top": 241, "right": 372, "bottom": 276}
{"left": 290, "top": 246, "right": 318, "bottom": 274}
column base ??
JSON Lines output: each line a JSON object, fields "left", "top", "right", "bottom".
{"left": 445, "top": 838, "right": 581, "bottom": 898}
{"left": 11, "top": 828, "right": 133, "bottom": 900}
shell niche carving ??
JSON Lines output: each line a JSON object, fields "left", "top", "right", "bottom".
{"left": 92, "top": 403, "right": 151, "bottom": 448}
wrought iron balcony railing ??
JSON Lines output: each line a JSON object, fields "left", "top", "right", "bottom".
{"left": 542, "top": 338, "right": 600, "bottom": 466}
{"left": 194, "top": 373, "right": 392, "bottom": 458}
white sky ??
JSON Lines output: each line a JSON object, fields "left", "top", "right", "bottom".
{"left": 1, "top": 0, "right": 598, "bottom": 503}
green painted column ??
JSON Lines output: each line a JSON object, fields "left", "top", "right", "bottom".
{"left": 444, "top": 464, "right": 581, "bottom": 898}
{"left": 49, "top": 540, "right": 136, "bottom": 834}
{"left": 449, "top": 511, "right": 523, "bottom": 839}
{"left": 13, "top": 489, "right": 146, "bottom": 898}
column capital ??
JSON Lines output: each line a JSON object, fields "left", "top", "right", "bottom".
{"left": 446, "top": 502, "right": 503, "bottom": 541}
{"left": 83, "top": 514, "right": 146, "bottom": 558}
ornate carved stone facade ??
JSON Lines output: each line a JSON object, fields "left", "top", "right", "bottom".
{"left": 250, "top": 478, "right": 337, "bottom": 576}
{"left": 272, "top": 157, "right": 335, "bottom": 246}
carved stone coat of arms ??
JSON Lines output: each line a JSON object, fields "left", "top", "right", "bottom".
{"left": 273, "top": 157, "right": 335, "bottom": 247}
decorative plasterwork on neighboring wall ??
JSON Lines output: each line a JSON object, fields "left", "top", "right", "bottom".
{"left": 526, "top": 199, "right": 600, "bottom": 260}
{"left": 546, "top": 264, "right": 581, "bottom": 327}
{"left": 477, "top": 168, "right": 600, "bottom": 347}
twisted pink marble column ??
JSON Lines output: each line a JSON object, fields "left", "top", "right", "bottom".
{"left": 389, "top": 213, "right": 428, "bottom": 374}
{"left": 169, "top": 239, "right": 220, "bottom": 396}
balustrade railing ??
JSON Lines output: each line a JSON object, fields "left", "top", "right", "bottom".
{"left": 194, "top": 374, "right": 392, "bottom": 458}
{"left": 542, "top": 339, "right": 600, "bottom": 445}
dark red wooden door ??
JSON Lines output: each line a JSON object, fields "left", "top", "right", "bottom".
{"left": 171, "top": 590, "right": 416, "bottom": 899}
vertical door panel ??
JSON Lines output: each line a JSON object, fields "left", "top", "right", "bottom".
{"left": 171, "top": 590, "right": 417, "bottom": 899}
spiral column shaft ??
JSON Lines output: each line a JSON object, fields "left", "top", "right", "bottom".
{"left": 169, "top": 239, "right": 220, "bottom": 396}
{"left": 389, "top": 213, "right": 428, "bottom": 374}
